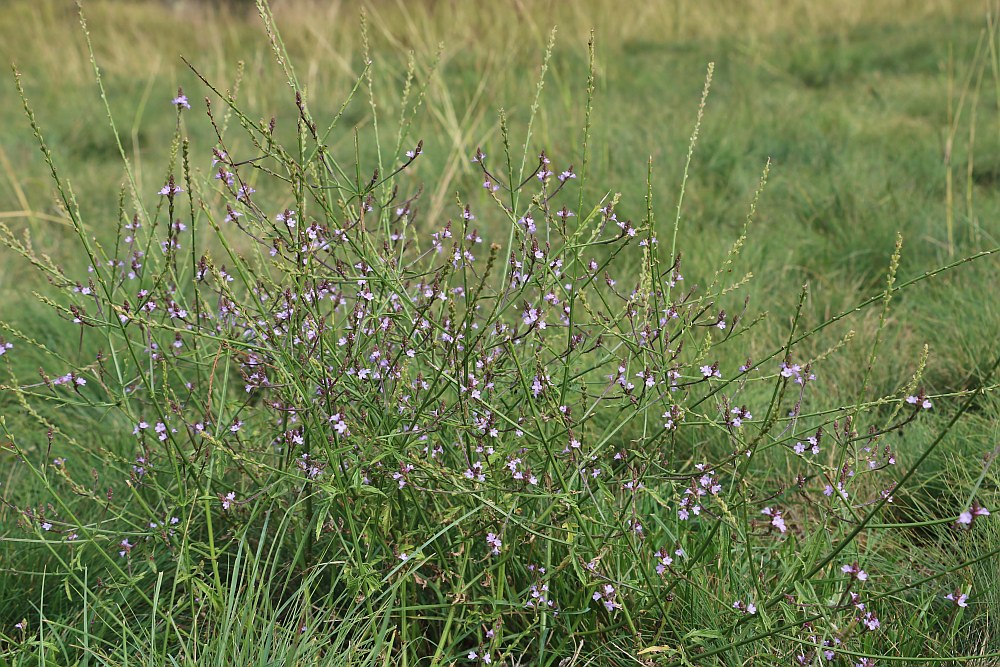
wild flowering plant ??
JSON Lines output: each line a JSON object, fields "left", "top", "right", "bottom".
{"left": 0, "top": 6, "right": 997, "bottom": 666}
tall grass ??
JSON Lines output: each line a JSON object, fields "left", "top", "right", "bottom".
{"left": 1, "top": 1, "right": 999, "bottom": 665}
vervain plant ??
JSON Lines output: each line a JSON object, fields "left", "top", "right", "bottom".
{"left": 1, "top": 3, "right": 997, "bottom": 665}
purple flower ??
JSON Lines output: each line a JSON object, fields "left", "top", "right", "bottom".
{"left": 119, "top": 538, "right": 134, "bottom": 557}
{"left": 780, "top": 362, "right": 800, "bottom": 378}
{"left": 172, "top": 94, "right": 191, "bottom": 110}
{"left": 700, "top": 364, "right": 722, "bottom": 379}
{"left": 730, "top": 406, "right": 752, "bottom": 428}
{"left": 654, "top": 547, "right": 674, "bottom": 575}
{"left": 329, "top": 412, "right": 350, "bottom": 436}
{"left": 592, "top": 584, "right": 620, "bottom": 612}
{"left": 861, "top": 610, "right": 880, "bottom": 631}
{"left": 906, "top": 393, "right": 933, "bottom": 410}
{"left": 945, "top": 591, "right": 969, "bottom": 607}
{"left": 957, "top": 503, "right": 990, "bottom": 526}
{"left": 760, "top": 507, "right": 787, "bottom": 533}
{"left": 159, "top": 182, "right": 183, "bottom": 197}
{"left": 225, "top": 206, "right": 243, "bottom": 222}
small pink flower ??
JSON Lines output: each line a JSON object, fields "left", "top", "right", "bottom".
{"left": 761, "top": 507, "right": 788, "bottom": 533}
{"left": 171, "top": 88, "right": 191, "bottom": 109}
{"left": 945, "top": 591, "right": 969, "bottom": 607}
{"left": 841, "top": 562, "right": 868, "bottom": 581}
{"left": 906, "top": 393, "right": 933, "bottom": 410}
{"left": 957, "top": 503, "right": 990, "bottom": 527}
{"left": 158, "top": 181, "right": 183, "bottom": 197}
{"left": 700, "top": 364, "right": 721, "bottom": 379}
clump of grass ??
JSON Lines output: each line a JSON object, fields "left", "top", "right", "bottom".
{"left": 1, "top": 3, "right": 998, "bottom": 665}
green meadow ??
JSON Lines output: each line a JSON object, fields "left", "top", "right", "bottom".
{"left": 0, "top": 0, "right": 998, "bottom": 664}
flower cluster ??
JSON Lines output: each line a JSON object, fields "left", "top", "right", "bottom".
{"left": 3, "top": 57, "right": 993, "bottom": 667}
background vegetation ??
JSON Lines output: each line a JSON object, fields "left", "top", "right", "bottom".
{"left": 0, "top": 0, "right": 998, "bottom": 664}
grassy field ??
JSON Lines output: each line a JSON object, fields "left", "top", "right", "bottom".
{"left": 1, "top": 0, "right": 999, "bottom": 664}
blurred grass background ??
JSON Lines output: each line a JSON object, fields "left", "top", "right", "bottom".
{"left": 1, "top": 0, "right": 999, "bottom": 657}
